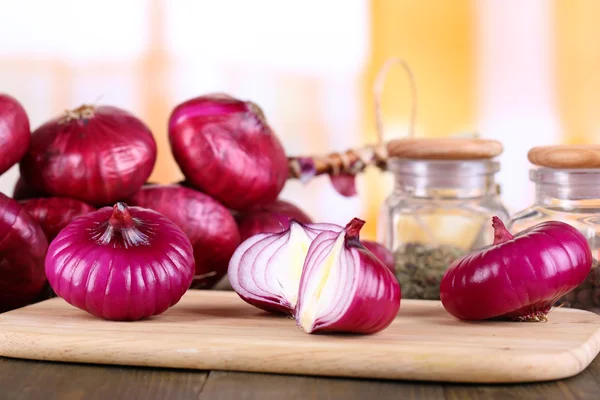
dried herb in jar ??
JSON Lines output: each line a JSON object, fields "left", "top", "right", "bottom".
{"left": 559, "top": 258, "right": 600, "bottom": 314}
{"left": 393, "top": 242, "right": 464, "bottom": 300}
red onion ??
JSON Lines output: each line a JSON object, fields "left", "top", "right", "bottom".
{"left": 228, "top": 221, "right": 341, "bottom": 314}
{"left": 362, "top": 240, "right": 395, "bottom": 273}
{"left": 295, "top": 218, "right": 401, "bottom": 334}
{"left": 440, "top": 217, "right": 593, "bottom": 322}
{"left": 126, "top": 184, "right": 240, "bottom": 289}
{"left": 19, "top": 104, "right": 157, "bottom": 206}
{"left": 168, "top": 93, "right": 288, "bottom": 211}
{"left": 0, "top": 193, "right": 48, "bottom": 313}
{"left": 0, "top": 94, "right": 30, "bottom": 176}
{"left": 45, "top": 202, "right": 195, "bottom": 321}
{"left": 19, "top": 197, "right": 95, "bottom": 242}
{"left": 235, "top": 199, "right": 313, "bottom": 241}
{"left": 12, "top": 176, "right": 48, "bottom": 201}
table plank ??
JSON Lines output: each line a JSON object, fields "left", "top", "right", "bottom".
{"left": 0, "top": 357, "right": 208, "bottom": 400}
{"left": 199, "top": 371, "right": 443, "bottom": 400}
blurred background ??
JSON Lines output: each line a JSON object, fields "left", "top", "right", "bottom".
{"left": 0, "top": 0, "right": 598, "bottom": 239}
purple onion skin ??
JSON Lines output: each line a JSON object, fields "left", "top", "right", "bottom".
{"left": 236, "top": 199, "right": 313, "bottom": 241}
{"left": 19, "top": 105, "right": 157, "bottom": 206}
{"left": 0, "top": 94, "right": 30, "bottom": 176}
{"left": 13, "top": 176, "right": 49, "bottom": 201}
{"left": 168, "top": 94, "right": 289, "bottom": 211}
{"left": 362, "top": 240, "right": 395, "bottom": 273}
{"left": 0, "top": 193, "right": 48, "bottom": 313}
{"left": 295, "top": 219, "right": 401, "bottom": 334}
{"left": 440, "top": 217, "right": 593, "bottom": 321}
{"left": 19, "top": 197, "right": 96, "bottom": 242}
{"left": 126, "top": 184, "right": 241, "bottom": 289}
{"left": 45, "top": 203, "right": 195, "bottom": 321}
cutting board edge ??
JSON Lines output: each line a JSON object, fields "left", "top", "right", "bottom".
{"left": 1, "top": 328, "right": 599, "bottom": 384}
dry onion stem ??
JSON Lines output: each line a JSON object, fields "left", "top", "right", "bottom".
{"left": 287, "top": 57, "right": 417, "bottom": 181}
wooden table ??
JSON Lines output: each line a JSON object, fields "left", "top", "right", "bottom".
{"left": 1, "top": 355, "right": 599, "bottom": 400}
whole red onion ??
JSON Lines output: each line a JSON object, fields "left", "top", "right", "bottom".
{"left": 12, "top": 176, "right": 48, "bottom": 201}
{"left": 295, "top": 218, "right": 401, "bottom": 334}
{"left": 0, "top": 94, "right": 30, "bottom": 175}
{"left": 440, "top": 217, "right": 592, "bottom": 322}
{"left": 45, "top": 202, "right": 195, "bottom": 321}
{"left": 19, "top": 104, "right": 157, "bottom": 206}
{"left": 235, "top": 199, "right": 313, "bottom": 241}
{"left": 168, "top": 93, "right": 288, "bottom": 211}
{"left": 362, "top": 240, "right": 395, "bottom": 273}
{"left": 19, "top": 197, "right": 95, "bottom": 242}
{"left": 0, "top": 193, "right": 48, "bottom": 313}
{"left": 126, "top": 184, "right": 240, "bottom": 289}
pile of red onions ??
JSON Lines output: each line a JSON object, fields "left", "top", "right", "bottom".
{"left": 19, "top": 104, "right": 157, "bottom": 206}
{"left": 440, "top": 217, "right": 592, "bottom": 322}
{"left": 126, "top": 184, "right": 240, "bottom": 289}
{"left": 45, "top": 203, "right": 195, "bottom": 321}
{"left": 228, "top": 218, "right": 401, "bottom": 334}
{"left": 0, "top": 193, "right": 48, "bottom": 312}
{"left": 0, "top": 94, "right": 30, "bottom": 176}
{"left": 168, "top": 94, "right": 289, "bottom": 211}
{"left": 235, "top": 199, "right": 313, "bottom": 241}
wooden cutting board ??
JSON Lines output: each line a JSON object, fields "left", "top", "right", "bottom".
{"left": 1, "top": 290, "right": 600, "bottom": 383}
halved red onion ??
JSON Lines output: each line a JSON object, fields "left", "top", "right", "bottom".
{"left": 235, "top": 199, "right": 313, "bottom": 241}
{"left": 228, "top": 221, "right": 341, "bottom": 314}
{"left": 45, "top": 202, "right": 195, "bottom": 321}
{"left": 126, "top": 184, "right": 240, "bottom": 289}
{"left": 168, "top": 93, "right": 288, "bottom": 211}
{"left": 295, "top": 218, "right": 401, "bottom": 334}
{"left": 0, "top": 94, "right": 30, "bottom": 176}
{"left": 0, "top": 193, "right": 48, "bottom": 313}
{"left": 19, "top": 104, "right": 157, "bottom": 206}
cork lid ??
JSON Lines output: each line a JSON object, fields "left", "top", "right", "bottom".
{"left": 386, "top": 138, "right": 503, "bottom": 160}
{"left": 528, "top": 145, "right": 600, "bottom": 169}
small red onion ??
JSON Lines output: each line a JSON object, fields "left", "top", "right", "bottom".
{"left": 440, "top": 217, "right": 593, "bottom": 322}
{"left": 235, "top": 199, "right": 313, "bottom": 241}
{"left": 19, "top": 197, "right": 96, "bottom": 242}
{"left": 0, "top": 193, "right": 48, "bottom": 313}
{"left": 126, "top": 184, "right": 240, "bottom": 289}
{"left": 362, "top": 240, "right": 395, "bottom": 273}
{"left": 228, "top": 221, "right": 341, "bottom": 314}
{"left": 168, "top": 93, "right": 288, "bottom": 211}
{"left": 19, "top": 104, "right": 157, "bottom": 206}
{"left": 295, "top": 218, "right": 401, "bottom": 334}
{"left": 12, "top": 176, "right": 49, "bottom": 201}
{"left": 45, "top": 202, "right": 195, "bottom": 321}
{"left": 0, "top": 94, "right": 30, "bottom": 176}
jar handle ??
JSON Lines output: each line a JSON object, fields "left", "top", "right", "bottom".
{"left": 373, "top": 58, "right": 418, "bottom": 145}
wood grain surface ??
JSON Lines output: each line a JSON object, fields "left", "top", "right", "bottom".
{"left": 528, "top": 145, "right": 600, "bottom": 168}
{"left": 387, "top": 138, "right": 503, "bottom": 160}
{"left": 1, "top": 291, "right": 599, "bottom": 384}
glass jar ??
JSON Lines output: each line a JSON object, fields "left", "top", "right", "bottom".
{"left": 378, "top": 158, "right": 509, "bottom": 300}
{"left": 508, "top": 167, "right": 600, "bottom": 313}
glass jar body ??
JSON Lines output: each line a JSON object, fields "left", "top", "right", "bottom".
{"left": 508, "top": 168, "right": 600, "bottom": 313}
{"left": 378, "top": 159, "right": 509, "bottom": 300}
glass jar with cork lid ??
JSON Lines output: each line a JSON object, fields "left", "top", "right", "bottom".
{"left": 378, "top": 137, "right": 509, "bottom": 300}
{"left": 508, "top": 145, "right": 600, "bottom": 314}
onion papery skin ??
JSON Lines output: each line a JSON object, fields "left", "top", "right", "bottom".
{"left": 228, "top": 221, "right": 341, "bottom": 314}
{"left": 45, "top": 203, "right": 195, "bottom": 321}
{"left": 295, "top": 218, "right": 401, "bottom": 334}
{"left": 440, "top": 217, "right": 593, "bottom": 322}
{"left": 168, "top": 94, "right": 289, "bottom": 211}
{"left": 235, "top": 199, "right": 313, "bottom": 241}
{"left": 126, "top": 184, "right": 240, "bottom": 289}
{"left": 19, "top": 105, "right": 157, "bottom": 206}
{"left": 19, "top": 197, "right": 96, "bottom": 242}
{"left": 13, "top": 176, "right": 49, "bottom": 201}
{"left": 0, "top": 193, "right": 48, "bottom": 313}
{"left": 362, "top": 240, "right": 395, "bottom": 273}
{"left": 0, "top": 94, "right": 30, "bottom": 176}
